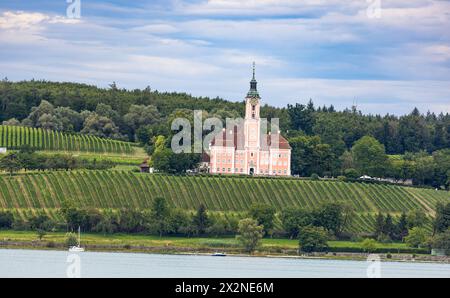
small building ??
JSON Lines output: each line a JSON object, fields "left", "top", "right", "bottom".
{"left": 139, "top": 159, "right": 150, "bottom": 173}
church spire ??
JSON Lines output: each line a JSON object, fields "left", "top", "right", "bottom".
{"left": 252, "top": 61, "right": 256, "bottom": 80}
{"left": 247, "top": 62, "right": 260, "bottom": 99}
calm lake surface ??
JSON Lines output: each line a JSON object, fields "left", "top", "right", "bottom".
{"left": 0, "top": 249, "right": 449, "bottom": 278}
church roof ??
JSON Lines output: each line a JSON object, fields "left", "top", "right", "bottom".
{"left": 210, "top": 127, "right": 291, "bottom": 150}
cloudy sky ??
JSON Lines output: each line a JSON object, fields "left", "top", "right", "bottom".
{"left": 0, "top": 0, "right": 449, "bottom": 115}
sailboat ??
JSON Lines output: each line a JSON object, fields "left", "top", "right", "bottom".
{"left": 69, "top": 226, "right": 85, "bottom": 252}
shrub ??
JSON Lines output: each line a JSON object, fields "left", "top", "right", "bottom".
{"left": 65, "top": 233, "right": 78, "bottom": 248}
{"left": 337, "top": 176, "right": 347, "bottom": 182}
{"left": 310, "top": 173, "right": 320, "bottom": 180}
{"left": 361, "top": 238, "right": 377, "bottom": 253}
{"left": 344, "top": 168, "right": 360, "bottom": 179}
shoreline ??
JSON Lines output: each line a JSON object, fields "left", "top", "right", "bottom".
{"left": 1, "top": 241, "right": 449, "bottom": 264}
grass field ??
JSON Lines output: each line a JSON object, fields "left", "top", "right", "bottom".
{"left": 0, "top": 230, "right": 411, "bottom": 252}
{"left": 0, "top": 171, "right": 448, "bottom": 234}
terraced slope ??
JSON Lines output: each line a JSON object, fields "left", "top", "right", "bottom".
{"left": 0, "top": 172, "right": 448, "bottom": 233}
{"left": 0, "top": 125, "right": 138, "bottom": 155}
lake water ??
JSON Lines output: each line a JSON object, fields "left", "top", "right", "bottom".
{"left": 0, "top": 249, "right": 449, "bottom": 278}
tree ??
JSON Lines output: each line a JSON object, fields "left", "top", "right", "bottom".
{"left": 396, "top": 213, "right": 409, "bottom": 240}
{"left": 81, "top": 113, "right": 124, "bottom": 140}
{"left": 398, "top": 108, "right": 432, "bottom": 153}
{"left": 65, "top": 233, "right": 78, "bottom": 248}
{"left": 351, "top": 136, "right": 389, "bottom": 177}
{"left": 383, "top": 214, "right": 396, "bottom": 240}
{"left": 193, "top": 204, "right": 210, "bottom": 235}
{"left": 37, "top": 113, "right": 63, "bottom": 131}
{"left": 281, "top": 208, "right": 313, "bottom": 239}
{"left": 361, "top": 238, "right": 377, "bottom": 253}
{"left": 124, "top": 104, "right": 160, "bottom": 136}
{"left": 152, "top": 148, "right": 172, "bottom": 172}
{"left": 287, "top": 100, "right": 315, "bottom": 135}
{"left": 60, "top": 201, "right": 88, "bottom": 232}
{"left": 0, "top": 211, "right": 14, "bottom": 229}
{"left": 0, "top": 153, "right": 21, "bottom": 176}
{"left": 289, "top": 135, "right": 335, "bottom": 176}
{"left": 430, "top": 229, "right": 450, "bottom": 255}
{"left": 2, "top": 118, "right": 21, "bottom": 126}
{"left": 313, "top": 201, "right": 353, "bottom": 237}
{"left": 25, "top": 100, "right": 55, "bottom": 126}
{"left": 236, "top": 218, "right": 264, "bottom": 254}
{"left": 298, "top": 226, "right": 329, "bottom": 253}
{"left": 433, "top": 202, "right": 450, "bottom": 235}
{"left": 374, "top": 213, "right": 385, "bottom": 238}
{"left": 404, "top": 227, "right": 428, "bottom": 248}
{"left": 36, "top": 229, "right": 47, "bottom": 241}
{"left": 29, "top": 214, "right": 53, "bottom": 240}
{"left": 249, "top": 204, "right": 276, "bottom": 236}
{"left": 151, "top": 197, "right": 171, "bottom": 237}
{"left": 406, "top": 209, "right": 427, "bottom": 229}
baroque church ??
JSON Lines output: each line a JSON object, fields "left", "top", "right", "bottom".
{"left": 208, "top": 64, "right": 291, "bottom": 176}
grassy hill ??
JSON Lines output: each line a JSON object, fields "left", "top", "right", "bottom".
{"left": 0, "top": 125, "right": 148, "bottom": 164}
{"left": 0, "top": 125, "right": 139, "bottom": 154}
{"left": 0, "top": 171, "right": 448, "bottom": 234}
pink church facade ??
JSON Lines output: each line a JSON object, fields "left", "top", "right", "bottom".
{"left": 208, "top": 65, "right": 291, "bottom": 176}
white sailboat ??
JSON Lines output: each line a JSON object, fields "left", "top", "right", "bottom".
{"left": 69, "top": 226, "right": 85, "bottom": 252}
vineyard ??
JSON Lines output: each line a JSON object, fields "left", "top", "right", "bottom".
{"left": 0, "top": 172, "right": 448, "bottom": 234}
{"left": 0, "top": 125, "right": 140, "bottom": 155}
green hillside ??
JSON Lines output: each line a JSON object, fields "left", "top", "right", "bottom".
{"left": 0, "top": 171, "right": 448, "bottom": 234}
{"left": 0, "top": 125, "right": 140, "bottom": 155}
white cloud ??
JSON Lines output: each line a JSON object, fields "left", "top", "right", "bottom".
{"left": 0, "top": 3, "right": 449, "bottom": 116}
{"left": 0, "top": 11, "right": 80, "bottom": 31}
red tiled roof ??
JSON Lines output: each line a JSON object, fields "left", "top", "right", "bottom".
{"left": 210, "top": 126, "right": 291, "bottom": 150}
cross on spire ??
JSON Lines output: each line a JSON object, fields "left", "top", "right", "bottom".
{"left": 252, "top": 61, "right": 256, "bottom": 80}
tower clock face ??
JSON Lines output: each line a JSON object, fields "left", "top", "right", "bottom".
{"left": 250, "top": 98, "right": 259, "bottom": 105}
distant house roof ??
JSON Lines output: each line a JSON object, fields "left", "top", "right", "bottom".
{"left": 140, "top": 159, "right": 150, "bottom": 168}
{"left": 201, "top": 151, "right": 210, "bottom": 163}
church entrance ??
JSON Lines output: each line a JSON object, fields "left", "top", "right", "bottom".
{"left": 249, "top": 168, "right": 255, "bottom": 175}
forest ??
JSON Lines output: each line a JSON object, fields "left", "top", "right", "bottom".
{"left": 1, "top": 79, "right": 449, "bottom": 188}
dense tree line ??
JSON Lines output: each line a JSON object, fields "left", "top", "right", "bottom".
{"left": 1, "top": 80, "right": 449, "bottom": 187}
{"left": 1, "top": 200, "right": 449, "bottom": 254}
